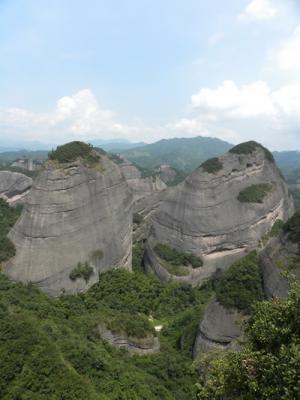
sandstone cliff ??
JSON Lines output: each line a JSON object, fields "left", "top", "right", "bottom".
{"left": 146, "top": 142, "right": 294, "bottom": 284}
{"left": 0, "top": 171, "right": 32, "bottom": 204}
{"left": 4, "top": 145, "right": 132, "bottom": 296}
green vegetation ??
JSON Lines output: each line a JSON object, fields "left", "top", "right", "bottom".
{"left": 0, "top": 268, "right": 211, "bottom": 399}
{"left": 196, "top": 282, "right": 300, "bottom": 400}
{"left": 49, "top": 141, "right": 100, "bottom": 166}
{"left": 290, "top": 188, "right": 300, "bottom": 210}
{"left": 155, "top": 243, "right": 203, "bottom": 269}
{"left": 0, "top": 199, "right": 22, "bottom": 263}
{"left": 132, "top": 241, "right": 145, "bottom": 272}
{"left": 119, "top": 136, "right": 232, "bottom": 173}
{"left": 200, "top": 157, "right": 223, "bottom": 174}
{"left": 69, "top": 262, "right": 94, "bottom": 283}
{"left": 108, "top": 313, "right": 155, "bottom": 339}
{"left": 215, "top": 251, "right": 263, "bottom": 313}
{"left": 237, "top": 183, "right": 273, "bottom": 203}
{"left": 229, "top": 140, "right": 274, "bottom": 162}
{"left": 284, "top": 210, "right": 300, "bottom": 247}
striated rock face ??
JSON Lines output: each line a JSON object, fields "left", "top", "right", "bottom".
{"left": 146, "top": 143, "right": 294, "bottom": 284}
{"left": 261, "top": 235, "right": 300, "bottom": 299}
{"left": 193, "top": 299, "right": 243, "bottom": 359}
{"left": 117, "top": 156, "right": 167, "bottom": 241}
{"left": 98, "top": 324, "right": 160, "bottom": 355}
{"left": 0, "top": 171, "right": 32, "bottom": 204}
{"left": 4, "top": 153, "right": 132, "bottom": 296}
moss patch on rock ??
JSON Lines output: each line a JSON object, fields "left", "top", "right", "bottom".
{"left": 200, "top": 157, "right": 223, "bottom": 174}
{"left": 237, "top": 183, "right": 273, "bottom": 203}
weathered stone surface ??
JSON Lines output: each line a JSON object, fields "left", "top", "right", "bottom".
{"left": 4, "top": 153, "right": 132, "bottom": 296}
{"left": 193, "top": 299, "right": 242, "bottom": 359}
{"left": 147, "top": 144, "right": 294, "bottom": 284}
{"left": 157, "top": 165, "right": 178, "bottom": 185}
{"left": 118, "top": 157, "right": 167, "bottom": 241}
{"left": 260, "top": 236, "right": 300, "bottom": 299}
{"left": 98, "top": 324, "right": 160, "bottom": 355}
{"left": 0, "top": 171, "right": 32, "bottom": 204}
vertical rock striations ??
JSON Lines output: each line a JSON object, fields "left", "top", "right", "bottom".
{"left": 4, "top": 144, "right": 133, "bottom": 296}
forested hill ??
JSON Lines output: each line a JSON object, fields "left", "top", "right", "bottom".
{"left": 120, "top": 137, "right": 233, "bottom": 172}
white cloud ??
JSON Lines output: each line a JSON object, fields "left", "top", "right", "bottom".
{"left": 188, "top": 79, "right": 300, "bottom": 149}
{"left": 238, "top": 0, "right": 278, "bottom": 22}
{"left": 0, "top": 89, "right": 136, "bottom": 144}
{"left": 208, "top": 32, "right": 225, "bottom": 46}
{"left": 277, "top": 26, "right": 300, "bottom": 71}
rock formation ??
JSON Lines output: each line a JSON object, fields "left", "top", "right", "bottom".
{"left": 4, "top": 145, "right": 132, "bottom": 296}
{"left": 193, "top": 299, "right": 242, "bottom": 359}
{"left": 146, "top": 142, "right": 294, "bottom": 284}
{"left": 260, "top": 215, "right": 300, "bottom": 299}
{"left": 98, "top": 324, "right": 160, "bottom": 355}
{"left": 0, "top": 171, "right": 32, "bottom": 204}
{"left": 114, "top": 155, "right": 167, "bottom": 241}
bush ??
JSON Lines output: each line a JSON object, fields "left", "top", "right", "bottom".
{"left": 154, "top": 243, "right": 203, "bottom": 268}
{"left": 216, "top": 251, "right": 263, "bottom": 313}
{"left": 108, "top": 313, "right": 155, "bottom": 338}
{"left": 284, "top": 210, "right": 300, "bottom": 247}
{"left": 229, "top": 140, "right": 274, "bottom": 162}
{"left": 196, "top": 282, "right": 300, "bottom": 400}
{"left": 69, "top": 262, "right": 94, "bottom": 283}
{"left": 0, "top": 199, "right": 22, "bottom": 262}
{"left": 237, "top": 183, "right": 273, "bottom": 203}
{"left": 48, "top": 141, "right": 99, "bottom": 165}
{"left": 200, "top": 157, "right": 223, "bottom": 174}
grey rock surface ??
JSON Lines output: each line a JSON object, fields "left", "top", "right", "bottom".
{"left": 98, "top": 324, "right": 160, "bottom": 355}
{"left": 4, "top": 154, "right": 132, "bottom": 296}
{"left": 147, "top": 145, "right": 294, "bottom": 284}
{"left": 261, "top": 236, "right": 300, "bottom": 299}
{"left": 193, "top": 299, "right": 242, "bottom": 359}
{"left": 0, "top": 171, "right": 32, "bottom": 203}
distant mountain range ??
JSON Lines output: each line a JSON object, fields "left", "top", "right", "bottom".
{"left": 119, "top": 137, "right": 233, "bottom": 172}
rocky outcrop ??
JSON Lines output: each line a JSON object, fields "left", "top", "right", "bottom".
{"left": 193, "top": 299, "right": 243, "bottom": 359}
{"left": 157, "top": 165, "right": 179, "bottom": 185}
{"left": 98, "top": 324, "right": 160, "bottom": 355}
{"left": 0, "top": 171, "right": 32, "bottom": 204}
{"left": 4, "top": 152, "right": 132, "bottom": 296}
{"left": 260, "top": 235, "right": 300, "bottom": 299}
{"left": 116, "top": 156, "right": 167, "bottom": 241}
{"left": 146, "top": 142, "right": 294, "bottom": 284}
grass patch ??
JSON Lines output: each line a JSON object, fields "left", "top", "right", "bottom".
{"left": 200, "top": 157, "right": 223, "bottom": 174}
{"left": 237, "top": 183, "right": 273, "bottom": 203}
{"left": 154, "top": 243, "right": 203, "bottom": 269}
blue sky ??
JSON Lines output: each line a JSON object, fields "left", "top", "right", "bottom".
{"left": 0, "top": 0, "right": 300, "bottom": 149}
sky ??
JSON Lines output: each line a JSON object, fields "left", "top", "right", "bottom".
{"left": 0, "top": 0, "right": 300, "bottom": 150}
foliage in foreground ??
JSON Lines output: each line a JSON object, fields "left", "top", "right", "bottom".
{"left": 215, "top": 251, "right": 263, "bottom": 313}
{"left": 196, "top": 282, "right": 300, "bottom": 400}
{"left": 0, "top": 199, "right": 22, "bottom": 262}
{"left": 237, "top": 183, "right": 273, "bottom": 204}
{"left": 0, "top": 268, "right": 211, "bottom": 400}
{"left": 155, "top": 243, "right": 203, "bottom": 269}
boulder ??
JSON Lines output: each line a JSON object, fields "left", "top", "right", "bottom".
{"left": 193, "top": 299, "right": 243, "bottom": 359}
